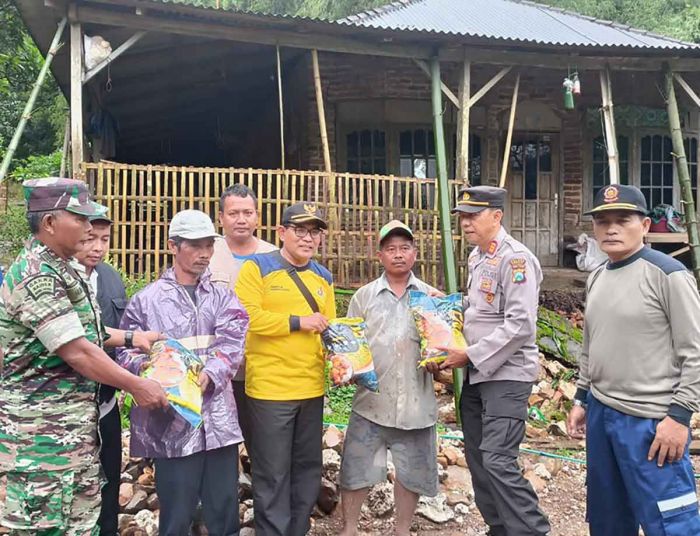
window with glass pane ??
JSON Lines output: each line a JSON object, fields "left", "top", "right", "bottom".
{"left": 400, "top": 129, "right": 436, "bottom": 179}
{"left": 640, "top": 135, "right": 674, "bottom": 208}
{"left": 592, "top": 136, "right": 629, "bottom": 201}
{"left": 346, "top": 130, "right": 386, "bottom": 174}
{"left": 685, "top": 137, "right": 698, "bottom": 208}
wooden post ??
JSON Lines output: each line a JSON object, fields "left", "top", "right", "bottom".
{"left": 666, "top": 68, "right": 700, "bottom": 284}
{"left": 70, "top": 20, "right": 84, "bottom": 179}
{"left": 59, "top": 116, "right": 70, "bottom": 177}
{"left": 599, "top": 66, "right": 620, "bottom": 184}
{"left": 499, "top": 73, "right": 520, "bottom": 188}
{"left": 276, "top": 45, "right": 285, "bottom": 170}
{"left": 456, "top": 56, "right": 471, "bottom": 182}
{"left": 430, "top": 56, "right": 463, "bottom": 423}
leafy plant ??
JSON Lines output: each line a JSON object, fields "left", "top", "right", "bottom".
{"left": 0, "top": 203, "right": 29, "bottom": 266}
{"left": 9, "top": 150, "right": 62, "bottom": 182}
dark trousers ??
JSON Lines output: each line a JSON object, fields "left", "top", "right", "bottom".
{"left": 248, "top": 396, "right": 323, "bottom": 536}
{"left": 586, "top": 395, "right": 700, "bottom": 536}
{"left": 98, "top": 403, "right": 122, "bottom": 536}
{"left": 232, "top": 380, "right": 252, "bottom": 454}
{"left": 460, "top": 378, "right": 550, "bottom": 536}
{"left": 155, "top": 445, "right": 240, "bottom": 536}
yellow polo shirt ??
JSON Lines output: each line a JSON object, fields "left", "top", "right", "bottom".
{"left": 235, "top": 251, "right": 336, "bottom": 400}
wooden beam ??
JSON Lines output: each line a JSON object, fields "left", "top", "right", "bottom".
{"left": 276, "top": 44, "right": 285, "bottom": 170}
{"left": 70, "top": 19, "right": 84, "bottom": 179}
{"left": 439, "top": 48, "right": 700, "bottom": 72}
{"left": 599, "top": 66, "right": 620, "bottom": 184}
{"left": 468, "top": 66, "right": 512, "bottom": 108}
{"left": 673, "top": 73, "right": 700, "bottom": 109}
{"left": 499, "top": 73, "right": 520, "bottom": 188}
{"left": 76, "top": 4, "right": 432, "bottom": 60}
{"left": 413, "top": 59, "right": 460, "bottom": 109}
{"left": 83, "top": 30, "right": 147, "bottom": 84}
{"left": 312, "top": 49, "right": 332, "bottom": 174}
{"left": 456, "top": 56, "right": 470, "bottom": 181}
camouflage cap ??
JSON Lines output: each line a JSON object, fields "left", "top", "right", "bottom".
{"left": 23, "top": 178, "right": 107, "bottom": 217}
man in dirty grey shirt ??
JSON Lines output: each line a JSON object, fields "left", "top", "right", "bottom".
{"left": 338, "top": 220, "right": 438, "bottom": 536}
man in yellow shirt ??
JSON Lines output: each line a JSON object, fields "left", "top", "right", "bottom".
{"left": 235, "top": 201, "right": 336, "bottom": 536}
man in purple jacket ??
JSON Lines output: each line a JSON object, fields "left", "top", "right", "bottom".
{"left": 118, "top": 209, "right": 249, "bottom": 536}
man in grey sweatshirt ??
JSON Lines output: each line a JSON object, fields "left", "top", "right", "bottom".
{"left": 567, "top": 184, "right": 700, "bottom": 536}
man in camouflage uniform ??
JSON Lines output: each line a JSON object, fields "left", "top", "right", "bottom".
{"left": 0, "top": 178, "right": 168, "bottom": 535}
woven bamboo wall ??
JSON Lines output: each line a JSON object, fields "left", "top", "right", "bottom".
{"left": 84, "top": 162, "right": 470, "bottom": 288}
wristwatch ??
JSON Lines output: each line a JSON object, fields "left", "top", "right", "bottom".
{"left": 573, "top": 398, "right": 587, "bottom": 409}
{"left": 124, "top": 330, "right": 134, "bottom": 349}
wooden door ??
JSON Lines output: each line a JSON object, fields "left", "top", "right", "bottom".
{"left": 505, "top": 135, "right": 560, "bottom": 266}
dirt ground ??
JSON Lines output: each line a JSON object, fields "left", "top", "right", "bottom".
{"left": 310, "top": 452, "right": 700, "bottom": 536}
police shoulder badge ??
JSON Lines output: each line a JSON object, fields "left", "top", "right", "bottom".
{"left": 509, "top": 258, "right": 527, "bottom": 284}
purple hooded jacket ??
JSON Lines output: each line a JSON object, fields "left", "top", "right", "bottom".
{"left": 118, "top": 268, "right": 249, "bottom": 458}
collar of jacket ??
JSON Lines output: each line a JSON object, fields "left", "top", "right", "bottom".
{"left": 159, "top": 267, "right": 214, "bottom": 295}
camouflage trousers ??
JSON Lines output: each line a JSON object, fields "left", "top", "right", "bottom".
{"left": 0, "top": 463, "right": 102, "bottom": 536}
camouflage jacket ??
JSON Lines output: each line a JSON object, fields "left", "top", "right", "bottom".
{"left": 0, "top": 238, "right": 105, "bottom": 472}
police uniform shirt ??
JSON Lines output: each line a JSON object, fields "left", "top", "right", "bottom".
{"left": 463, "top": 226, "right": 542, "bottom": 383}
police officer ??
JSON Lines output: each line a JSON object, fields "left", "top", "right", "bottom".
{"left": 430, "top": 185, "right": 550, "bottom": 536}
{"left": 566, "top": 185, "right": 700, "bottom": 536}
{"left": 0, "top": 178, "right": 168, "bottom": 535}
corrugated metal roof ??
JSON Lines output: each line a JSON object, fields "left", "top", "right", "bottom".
{"left": 341, "top": 0, "right": 698, "bottom": 49}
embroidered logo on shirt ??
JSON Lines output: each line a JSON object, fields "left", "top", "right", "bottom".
{"left": 510, "top": 258, "right": 527, "bottom": 284}
{"left": 317, "top": 287, "right": 325, "bottom": 298}
{"left": 487, "top": 241, "right": 498, "bottom": 255}
{"left": 485, "top": 292, "right": 495, "bottom": 304}
{"left": 479, "top": 277, "right": 493, "bottom": 292}
{"left": 23, "top": 275, "right": 56, "bottom": 301}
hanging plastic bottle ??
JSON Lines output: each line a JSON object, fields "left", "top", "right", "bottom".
{"left": 572, "top": 73, "right": 581, "bottom": 95}
{"left": 563, "top": 76, "right": 575, "bottom": 110}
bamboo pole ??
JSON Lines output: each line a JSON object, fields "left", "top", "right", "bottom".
{"left": 70, "top": 20, "right": 84, "bottom": 179}
{"left": 599, "top": 66, "right": 620, "bottom": 185}
{"left": 430, "top": 57, "right": 463, "bottom": 422}
{"left": 311, "top": 49, "right": 331, "bottom": 174}
{"left": 665, "top": 68, "right": 700, "bottom": 284}
{"left": 456, "top": 56, "right": 471, "bottom": 181}
{"left": 0, "top": 18, "right": 67, "bottom": 184}
{"left": 499, "top": 73, "right": 520, "bottom": 188}
{"left": 276, "top": 45, "right": 286, "bottom": 170}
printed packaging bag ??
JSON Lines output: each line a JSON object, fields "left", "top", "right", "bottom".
{"left": 144, "top": 338, "right": 205, "bottom": 428}
{"left": 409, "top": 290, "right": 468, "bottom": 367}
{"left": 322, "top": 317, "right": 379, "bottom": 392}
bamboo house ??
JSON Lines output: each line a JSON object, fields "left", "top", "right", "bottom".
{"left": 14, "top": 0, "right": 700, "bottom": 287}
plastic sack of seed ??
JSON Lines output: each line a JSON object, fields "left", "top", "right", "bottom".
{"left": 143, "top": 338, "right": 205, "bottom": 428}
{"left": 322, "top": 318, "right": 379, "bottom": 392}
{"left": 409, "top": 290, "right": 468, "bottom": 367}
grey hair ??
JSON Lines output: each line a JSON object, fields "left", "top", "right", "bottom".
{"left": 219, "top": 184, "right": 258, "bottom": 211}
{"left": 27, "top": 210, "right": 62, "bottom": 234}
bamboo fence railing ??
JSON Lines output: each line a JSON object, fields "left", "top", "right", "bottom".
{"left": 84, "top": 162, "right": 471, "bottom": 288}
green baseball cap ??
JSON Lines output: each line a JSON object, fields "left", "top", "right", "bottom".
{"left": 23, "top": 178, "right": 107, "bottom": 217}
{"left": 379, "top": 219, "right": 413, "bottom": 245}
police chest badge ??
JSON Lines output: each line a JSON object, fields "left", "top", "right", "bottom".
{"left": 510, "top": 258, "right": 527, "bottom": 284}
